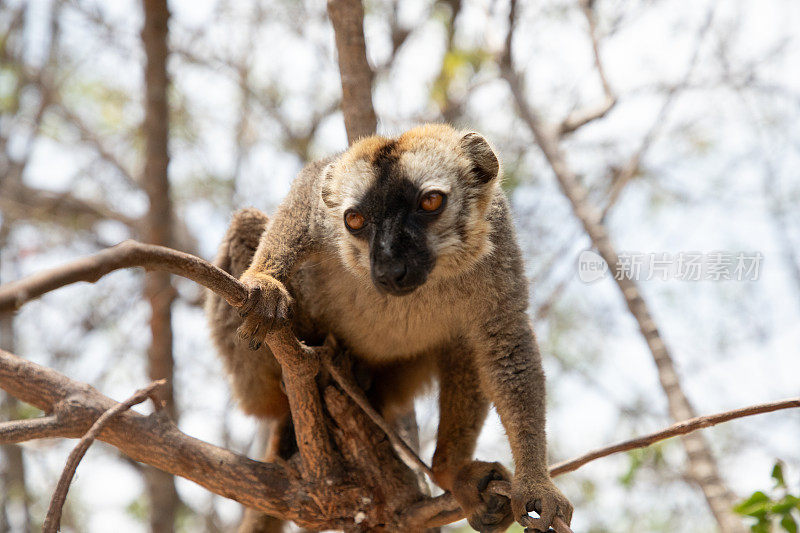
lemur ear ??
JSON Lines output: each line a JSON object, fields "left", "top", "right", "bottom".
{"left": 459, "top": 132, "right": 499, "bottom": 184}
{"left": 320, "top": 162, "right": 340, "bottom": 208}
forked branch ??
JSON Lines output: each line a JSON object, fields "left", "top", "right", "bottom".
{"left": 43, "top": 380, "right": 166, "bottom": 533}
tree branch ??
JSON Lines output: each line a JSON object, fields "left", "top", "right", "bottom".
{"left": 43, "top": 379, "right": 166, "bottom": 533}
{"left": 0, "top": 238, "right": 428, "bottom": 482}
{"left": 414, "top": 397, "right": 800, "bottom": 529}
{"left": 0, "top": 181, "right": 136, "bottom": 228}
{"left": 0, "top": 415, "right": 65, "bottom": 444}
{"left": 556, "top": 0, "right": 617, "bottom": 137}
{"left": 550, "top": 397, "right": 800, "bottom": 476}
{"left": 140, "top": 0, "right": 181, "bottom": 525}
{"left": 0, "top": 240, "right": 246, "bottom": 314}
{"left": 501, "top": 3, "right": 745, "bottom": 531}
{"left": 327, "top": 0, "right": 377, "bottom": 143}
{"left": 599, "top": 8, "right": 715, "bottom": 221}
{"left": 0, "top": 243, "right": 432, "bottom": 527}
{"left": 321, "top": 347, "right": 434, "bottom": 478}
{"left": 0, "top": 349, "right": 314, "bottom": 525}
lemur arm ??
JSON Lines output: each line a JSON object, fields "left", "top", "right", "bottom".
{"left": 474, "top": 312, "right": 573, "bottom": 531}
{"left": 242, "top": 160, "right": 328, "bottom": 283}
{"left": 237, "top": 160, "right": 328, "bottom": 349}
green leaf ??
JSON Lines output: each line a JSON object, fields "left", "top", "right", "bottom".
{"left": 619, "top": 449, "right": 645, "bottom": 487}
{"left": 773, "top": 461, "right": 787, "bottom": 488}
{"left": 752, "top": 520, "right": 771, "bottom": 533}
{"left": 735, "top": 491, "right": 771, "bottom": 518}
{"left": 772, "top": 496, "right": 799, "bottom": 514}
{"left": 780, "top": 513, "right": 798, "bottom": 533}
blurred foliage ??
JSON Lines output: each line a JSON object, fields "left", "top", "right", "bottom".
{"left": 619, "top": 443, "right": 667, "bottom": 487}
{"left": 430, "top": 47, "right": 492, "bottom": 110}
{"left": 734, "top": 462, "right": 800, "bottom": 533}
{"left": 0, "top": 65, "right": 21, "bottom": 114}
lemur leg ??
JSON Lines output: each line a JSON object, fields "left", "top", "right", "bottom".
{"left": 205, "top": 208, "right": 289, "bottom": 419}
{"left": 432, "top": 345, "right": 513, "bottom": 533}
{"left": 366, "top": 355, "right": 435, "bottom": 423}
{"left": 206, "top": 209, "right": 292, "bottom": 532}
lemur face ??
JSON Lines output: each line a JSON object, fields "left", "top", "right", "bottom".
{"left": 321, "top": 124, "right": 500, "bottom": 296}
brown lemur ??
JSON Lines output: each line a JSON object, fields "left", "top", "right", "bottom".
{"left": 205, "top": 124, "right": 573, "bottom": 532}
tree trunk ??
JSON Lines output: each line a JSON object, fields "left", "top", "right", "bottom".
{"left": 0, "top": 228, "right": 31, "bottom": 533}
{"left": 141, "top": 1, "right": 180, "bottom": 531}
{"left": 327, "top": 0, "right": 377, "bottom": 144}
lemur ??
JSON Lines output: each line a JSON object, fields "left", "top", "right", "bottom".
{"left": 205, "top": 124, "right": 573, "bottom": 532}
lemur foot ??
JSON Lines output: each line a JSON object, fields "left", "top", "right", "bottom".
{"left": 236, "top": 273, "right": 293, "bottom": 350}
{"left": 452, "top": 461, "right": 515, "bottom": 533}
{"left": 510, "top": 473, "right": 573, "bottom": 532}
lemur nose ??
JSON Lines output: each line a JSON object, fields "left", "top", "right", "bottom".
{"left": 373, "top": 262, "right": 408, "bottom": 291}
{"left": 387, "top": 263, "right": 407, "bottom": 283}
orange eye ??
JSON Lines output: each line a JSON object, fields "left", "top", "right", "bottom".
{"left": 345, "top": 210, "right": 365, "bottom": 231}
{"left": 420, "top": 192, "right": 444, "bottom": 212}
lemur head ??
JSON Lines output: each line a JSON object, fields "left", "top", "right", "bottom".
{"left": 321, "top": 124, "right": 500, "bottom": 296}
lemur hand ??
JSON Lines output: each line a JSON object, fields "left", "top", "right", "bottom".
{"left": 510, "top": 473, "right": 572, "bottom": 532}
{"left": 236, "top": 272, "right": 293, "bottom": 350}
{"left": 451, "top": 461, "right": 515, "bottom": 533}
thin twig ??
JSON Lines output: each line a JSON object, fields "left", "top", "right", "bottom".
{"left": 557, "top": 0, "right": 617, "bottom": 136}
{"left": 600, "top": 7, "right": 715, "bottom": 221}
{"left": 417, "top": 397, "right": 800, "bottom": 529}
{"left": 320, "top": 348, "right": 435, "bottom": 479}
{"left": 549, "top": 396, "right": 800, "bottom": 477}
{"left": 42, "top": 379, "right": 166, "bottom": 533}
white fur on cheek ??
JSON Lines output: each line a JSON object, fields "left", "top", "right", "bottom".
{"left": 337, "top": 232, "right": 372, "bottom": 280}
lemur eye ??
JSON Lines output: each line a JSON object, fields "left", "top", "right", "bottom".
{"left": 344, "top": 210, "right": 365, "bottom": 231}
{"left": 420, "top": 191, "right": 445, "bottom": 212}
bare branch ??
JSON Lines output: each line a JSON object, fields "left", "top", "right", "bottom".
{"left": 556, "top": 0, "right": 617, "bottom": 136}
{"left": 501, "top": 3, "right": 746, "bottom": 531}
{"left": 0, "top": 181, "right": 136, "bottom": 228}
{"left": 0, "top": 349, "right": 312, "bottom": 524}
{"left": 327, "top": 0, "right": 377, "bottom": 143}
{"left": 0, "top": 415, "right": 65, "bottom": 444}
{"left": 600, "top": 8, "right": 715, "bottom": 220}
{"left": 0, "top": 240, "right": 426, "bottom": 480}
{"left": 140, "top": 0, "right": 181, "bottom": 524}
{"left": 266, "top": 329, "right": 339, "bottom": 484}
{"left": 0, "top": 240, "right": 247, "bottom": 314}
{"left": 53, "top": 103, "right": 140, "bottom": 189}
{"left": 403, "top": 493, "right": 463, "bottom": 529}
{"left": 550, "top": 397, "right": 800, "bottom": 477}
{"left": 43, "top": 380, "right": 166, "bottom": 533}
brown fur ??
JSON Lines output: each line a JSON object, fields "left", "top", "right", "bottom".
{"left": 206, "top": 125, "right": 572, "bottom": 532}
